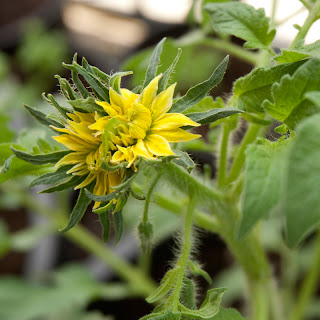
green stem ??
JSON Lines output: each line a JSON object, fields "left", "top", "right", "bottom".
{"left": 290, "top": 2, "right": 320, "bottom": 48}
{"left": 276, "top": 7, "right": 306, "bottom": 26}
{"left": 143, "top": 173, "right": 161, "bottom": 223}
{"left": 271, "top": 0, "right": 278, "bottom": 25}
{"left": 300, "top": 0, "right": 311, "bottom": 10}
{"left": 18, "top": 189, "right": 156, "bottom": 297}
{"left": 226, "top": 123, "right": 261, "bottom": 185}
{"left": 218, "top": 124, "right": 231, "bottom": 188}
{"left": 170, "top": 195, "right": 196, "bottom": 311}
{"left": 290, "top": 231, "right": 320, "bottom": 320}
{"left": 176, "top": 30, "right": 259, "bottom": 66}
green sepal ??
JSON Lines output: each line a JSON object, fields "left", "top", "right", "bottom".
{"left": 11, "top": 147, "right": 70, "bottom": 165}
{"left": 110, "top": 71, "right": 133, "bottom": 94}
{"left": 113, "top": 210, "right": 124, "bottom": 245}
{"left": 146, "top": 269, "right": 178, "bottom": 304}
{"left": 71, "top": 54, "right": 90, "bottom": 98}
{"left": 129, "top": 187, "right": 146, "bottom": 200}
{"left": 143, "top": 37, "right": 166, "bottom": 89}
{"left": 138, "top": 221, "right": 154, "bottom": 253}
{"left": 29, "top": 165, "right": 72, "bottom": 187}
{"left": 179, "top": 287, "right": 226, "bottom": 319}
{"left": 93, "top": 200, "right": 114, "bottom": 214}
{"left": 39, "top": 175, "right": 84, "bottom": 193}
{"left": 188, "top": 261, "right": 212, "bottom": 285}
{"left": 0, "top": 155, "right": 15, "bottom": 174}
{"left": 46, "top": 113, "right": 67, "bottom": 126}
{"left": 91, "top": 66, "right": 111, "bottom": 85}
{"left": 158, "top": 48, "right": 182, "bottom": 93}
{"left": 55, "top": 75, "right": 79, "bottom": 100}
{"left": 185, "top": 107, "right": 242, "bottom": 126}
{"left": 23, "top": 104, "right": 64, "bottom": 129}
{"left": 173, "top": 150, "right": 195, "bottom": 173}
{"left": 42, "top": 93, "right": 72, "bottom": 119}
{"left": 170, "top": 56, "right": 229, "bottom": 114}
{"left": 241, "top": 113, "right": 272, "bottom": 126}
{"left": 99, "top": 210, "right": 111, "bottom": 242}
{"left": 132, "top": 85, "right": 142, "bottom": 94}
{"left": 67, "top": 97, "right": 105, "bottom": 114}
{"left": 114, "top": 192, "right": 129, "bottom": 213}
{"left": 60, "top": 184, "right": 93, "bottom": 232}
{"left": 82, "top": 57, "right": 94, "bottom": 73}
{"left": 63, "top": 60, "right": 109, "bottom": 101}
{"left": 100, "top": 159, "right": 128, "bottom": 172}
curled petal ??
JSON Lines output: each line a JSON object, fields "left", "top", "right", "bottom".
{"left": 151, "top": 129, "right": 201, "bottom": 142}
{"left": 144, "top": 134, "right": 174, "bottom": 156}
{"left": 152, "top": 113, "right": 200, "bottom": 131}
{"left": 140, "top": 74, "right": 162, "bottom": 109}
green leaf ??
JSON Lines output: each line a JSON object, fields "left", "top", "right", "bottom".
{"left": 179, "top": 288, "right": 226, "bottom": 319}
{"left": 55, "top": 75, "right": 79, "bottom": 100}
{"left": 232, "top": 61, "right": 304, "bottom": 113}
{"left": 186, "top": 107, "right": 242, "bottom": 125}
{"left": 170, "top": 56, "right": 228, "bottom": 114}
{"left": 113, "top": 210, "right": 123, "bottom": 245}
{"left": 173, "top": 151, "right": 195, "bottom": 173}
{"left": 109, "top": 71, "right": 133, "bottom": 94}
{"left": 158, "top": 48, "right": 182, "bottom": 93}
{"left": 67, "top": 97, "right": 104, "bottom": 113}
{"left": 71, "top": 55, "right": 90, "bottom": 98}
{"left": 241, "top": 113, "right": 272, "bottom": 126}
{"left": 42, "top": 93, "right": 72, "bottom": 118}
{"left": 143, "top": 38, "right": 166, "bottom": 89}
{"left": 204, "top": 2, "right": 275, "bottom": 50}
{"left": 275, "top": 39, "right": 320, "bottom": 63}
{"left": 0, "top": 155, "right": 15, "bottom": 174}
{"left": 29, "top": 165, "right": 72, "bottom": 187}
{"left": 284, "top": 114, "right": 320, "bottom": 246}
{"left": 146, "top": 269, "right": 178, "bottom": 304}
{"left": 264, "top": 58, "right": 320, "bottom": 128}
{"left": 11, "top": 147, "right": 70, "bottom": 165}
{"left": 239, "top": 139, "right": 291, "bottom": 239}
{"left": 184, "top": 97, "right": 224, "bottom": 114}
{"left": 99, "top": 211, "right": 110, "bottom": 242}
{"left": 23, "top": 104, "right": 64, "bottom": 128}
{"left": 213, "top": 308, "right": 247, "bottom": 320}
{"left": 181, "top": 278, "right": 197, "bottom": 310}
{"left": 60, "top": 187, "right": 92, "bottom": 232}
{"left": 140, "top": 311, "right": 181, "bottom": 320}
{"left": 305, "top": 91, "right": 320, "bottom": 107}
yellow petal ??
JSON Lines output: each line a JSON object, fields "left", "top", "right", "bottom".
{"left": 67, "top": 162, "right": 88, "bottom": 174}
{"left": 144, "top": 134, "right": 174, "bottom": 156}
{"left": 74, "top": 111, "right": 95, "bottom": 123}
{"left": 95, "top": 101, "right": 121, "bottom": 117}
{"left": 75, "top": 172, "right": 96, "bottom": 190}
{"left": 93, "top": 172, "right": 109, "bottom": 209}
{"left": 140, "top": 74, "right": 162, "bottom": 109}
{"left": 108, "top": 171, "right": 123, "bottom": 192}
{"left": 109, "top": 89, "right": 127, "bottom": 114}
{"left": 54, "top": 134, "right": 96, "bottom": 152}
{"left": 89, "top": 116, "right": 110, "bottom": 132}
{"left": 112, "top": 150, "right": 126, "bottom": 163}
{"left": 152, "top": 129, "right": 201, "bottom": 142}
{"left": 56, "top": 152, "right": 87, "bottom": 167}
{"left": 151, "top": 83, "right": 176, "bottom": 120}
{"left": 152, "top": 113, "right": 200, "bottom": 130}
{"left": 132, "top": 140, "right": 153, "bottom": 159}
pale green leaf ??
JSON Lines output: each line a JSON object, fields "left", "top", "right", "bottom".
{"left": 213, "top": 308, "right": 247, "bottom": 320}
{"left": 204, "top": 2, "right": 275, "bottom": 50}
{"left": 232, "top": 61, "right": 304, "bottom": 113}
{"left": 239, "top": 139, "right": 291, "bottom": 239}
{"left": 264, "top": 58, "right": 320, "bottom": 128}
{"left": 285, "top": 114, "right": 320, "bottom": 247}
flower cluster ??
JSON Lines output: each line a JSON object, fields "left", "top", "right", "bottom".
{"left": 52, "top": 74, "right": 200, "bottom": 208}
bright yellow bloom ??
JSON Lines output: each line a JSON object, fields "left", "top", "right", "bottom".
{"left": 52, "top": 74, "right": 200, "bottom": 208}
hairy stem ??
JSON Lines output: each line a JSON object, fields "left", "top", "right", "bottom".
{"left": 218, "top": 124, "right": 231, "bottom": 188}
{"left": 143, "top": 172, "right": 161, "bottom": 223}
{"left": 226, "top": 123, "right": 261, "bottom": 185}
{"left": 290, "top": 231, "right": 320, "bottom": 320}
{"left": 170, "top": 195, "right": 196, "bottom": 311}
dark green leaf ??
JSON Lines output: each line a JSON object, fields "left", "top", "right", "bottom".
{"left": 158, "top": 48, "right": 182, "bottom": 93}
{"left": 239, "top": 139, "right": 291, "bottom": 239}
{"left": 99, "top": 211, "right": 111, "bottom": 242}
{"left": 0, "top": 155, "right": 15, "bottom": 174}
{"left": 186, "top": 107, "right": 242, "bottom": 125}
{"left": 42, "top": 93, "right": 72, "bottom": 119}
{"left": 264, "top": 58, "right": 320, "bottom": 128}
{"left": 29, "top": 165, "right": 72, "bottom": 187}
{"left": 55, "top": 75, "right": 79, "bottom": 100}
{"left": 170, "top": 56, "right": 229, "bottom": 114}
{"left": 40, "top": 175, "right": 84, "bottom": 193}
{"left": 232, "top": 61, "right": 304, "bottom": 113}
{"left": 181, "top": 278, "right": 197, "bottom": 310}
{"left": 143, "top": 38, "right": 166, "bottom": 89}
{"left": 110, "top": 71, "right": 133, "bottom": 94}
{"left": 113, "top": 210, "right": 123, "bottom": 245}
{"left": 92, "top": 66, "right": 111, "bottom": 85}
{"left": 11, "top": 147, "right": 70, "bottom": 165}
{"left": 67, "top": 97, "right": 104, "bottom": 113}
{"left": 71, "top": 55, "right": 90, "bottom": 98}
{"left": 285, "top": 114, "right": 320, "bottom": 246}
{"left": 204, "top": 2, "right": 275, "bottom": 50}
{"left": 23, "top": 104, "right": 64, "bottom": 128}
{"left": 61, "top": 187, "right": 92, "bottom": 232}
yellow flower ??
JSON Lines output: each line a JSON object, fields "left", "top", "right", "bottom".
{"left": 93, "top": 74, "right": 201, "bottom": 167}
{"left": 52, "top": 74, "right": 200, "bottom": 208}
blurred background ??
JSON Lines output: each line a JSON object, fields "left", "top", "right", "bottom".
{"left": 0, "top": 1, "right": 319, "bottom": 320}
